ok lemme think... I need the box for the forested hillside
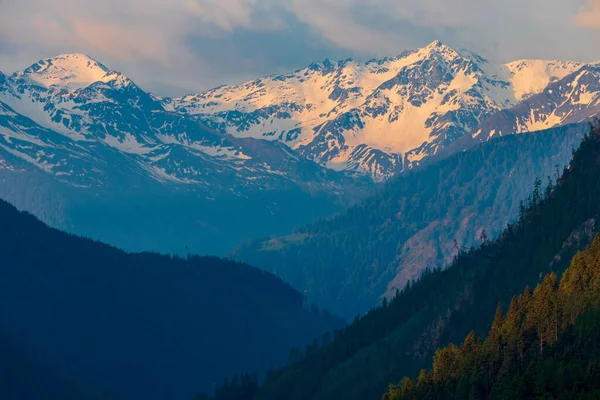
[233,123,587,318]
[0,334,101,400]
[212,123,600,400]
[386,235,600,399]
[0,199,342,400]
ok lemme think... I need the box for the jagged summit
[160,41,599,179]
[419,39,461,55]
[1,43,599,182]
[424,39,447,50]
[11,53,111,90]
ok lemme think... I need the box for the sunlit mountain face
[0,42,598,256]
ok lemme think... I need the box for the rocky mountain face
[0,54,368,255]
[446,62,600,154]
[0,54,358,193]
[169,41,594,179]
[0,44,598,256]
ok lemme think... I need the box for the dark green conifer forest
[386,235,600,400]
[206,124,600,400]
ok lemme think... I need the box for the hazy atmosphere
[3,0,600,399]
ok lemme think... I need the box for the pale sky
[1,0,599,96]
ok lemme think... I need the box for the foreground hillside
[233,123,587,318]
[0,199,342,400]
[214,123,600,399]
[386,235,600,399]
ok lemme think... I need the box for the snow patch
[506,59,583,101]
[12,53,109,90]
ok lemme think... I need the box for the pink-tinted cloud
[0,0,264,64]
[186,0,256,31]
[577,0,600,30]
[71,19,166,61]
[1,0,599,96]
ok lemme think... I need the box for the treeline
[386,235,600,399]
[203,124,600,400]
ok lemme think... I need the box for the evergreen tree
[385,234,600,400]
[216,123,600,400]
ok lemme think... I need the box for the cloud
[186,0,256,31]
[71,19,166,61]
[0,0,268,92]
[0,0,320,93]
[577,0,600,29]
[0,0,598,96]
[288,0,594,61]
[289,0,402,55]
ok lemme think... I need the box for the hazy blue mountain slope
[233,123,587,318]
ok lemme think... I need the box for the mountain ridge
[168,40,595,178]
[1,43,599,256]
[3,42,598,184]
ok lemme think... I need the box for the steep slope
[470,63,600,142]
[1,54,357,192]
[216,124,600,400]
[386,236,600,400]
[0,198,343,400]
[172,41,590,178]
[232,123,587,318]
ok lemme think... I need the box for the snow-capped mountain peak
[420,39,458,57]
[11,53,110,90]
[96,70,136,89]
[1,43,599,187]
[416,40,483,65]
[169,41,511,178]
[161,42,600,179]
[426,39,444,48]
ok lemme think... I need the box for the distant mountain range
[0,53,359,191]
[167,40,599,178]
[0,54,367,255]
[2,41,598,184]
[0,42,598,255]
